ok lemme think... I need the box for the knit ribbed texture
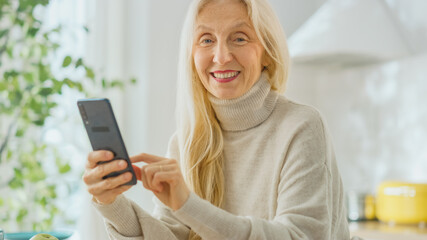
[208,72,279,131]
[92,195,143,237]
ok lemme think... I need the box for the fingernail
[119,161,126,167]
[105,151,113,158]
[123,173,130,180]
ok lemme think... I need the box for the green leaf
[6,44,13,58]
[12,76,19,88]
[33,119,45,126]
[8,177,24,189]
[38,196,48,207]
[38,63,49,82]
[75,82,83,92]
[16,208,28,223]
[59,163,71,174]
[63,78,75,88]
[47,102,58,109]
[0,29,8,38]
[39,87,53,96]
[37,0,49,6]
[130,77,137,84]
[51,43,60,51]
[4,70,19,78]
[75,58,83,68]
[0,81,6,90]
[9,90,23,106]
[85,67,95,80]
[32,223,38,231]
[7,149,12,160]
[110,80,124,88]
[14,168,24,179]
[29,98,42,114]
[27,27,39,37]
[0,197,4,206]
[27,167,46,182]
[40,44,48,56]
[23,72,34,82]
[15,128,25,137]
[47,185,57,199]
[62,56,72,67]
[15,17,25,26]
[52,79,63,93]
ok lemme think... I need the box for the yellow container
[376,181,427,224]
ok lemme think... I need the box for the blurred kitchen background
[1,0,426,239]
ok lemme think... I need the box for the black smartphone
[77,98,137,185]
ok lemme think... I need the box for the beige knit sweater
[93,74,350,240]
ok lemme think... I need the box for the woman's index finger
[132,165,142,181]
[130,152,165,164]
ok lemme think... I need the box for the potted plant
[0,0,134,232]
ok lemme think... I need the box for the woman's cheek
[193,51,210,82]
[241,47,263,74]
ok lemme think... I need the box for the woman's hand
[131,153,190,211]
[82,150,134,205]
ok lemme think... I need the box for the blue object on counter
[4,230,73,240]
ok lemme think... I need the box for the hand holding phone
[78,98,137,186]
[83,149,134,204]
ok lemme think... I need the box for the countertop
[350,221,427,240]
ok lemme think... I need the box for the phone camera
[78,104,88,120]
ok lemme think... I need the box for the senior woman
[83,0,350,239]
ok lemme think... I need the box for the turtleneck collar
[208,72,279,132]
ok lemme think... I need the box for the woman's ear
[261,51,271,69]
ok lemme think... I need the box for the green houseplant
[0,0,135,231]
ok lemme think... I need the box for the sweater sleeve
[91,132,190,240]
[92,194,190,240]
[172,110,349,240]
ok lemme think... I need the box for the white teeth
[213,71,238,79]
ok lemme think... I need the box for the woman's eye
[200,38,214,46]
[234,36,248,44]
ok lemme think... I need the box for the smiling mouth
[210,71,240,83]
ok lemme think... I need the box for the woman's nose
[213,41,233,65]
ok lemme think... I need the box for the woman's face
[193,0,268,100]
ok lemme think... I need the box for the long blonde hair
[176,0,289,239]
